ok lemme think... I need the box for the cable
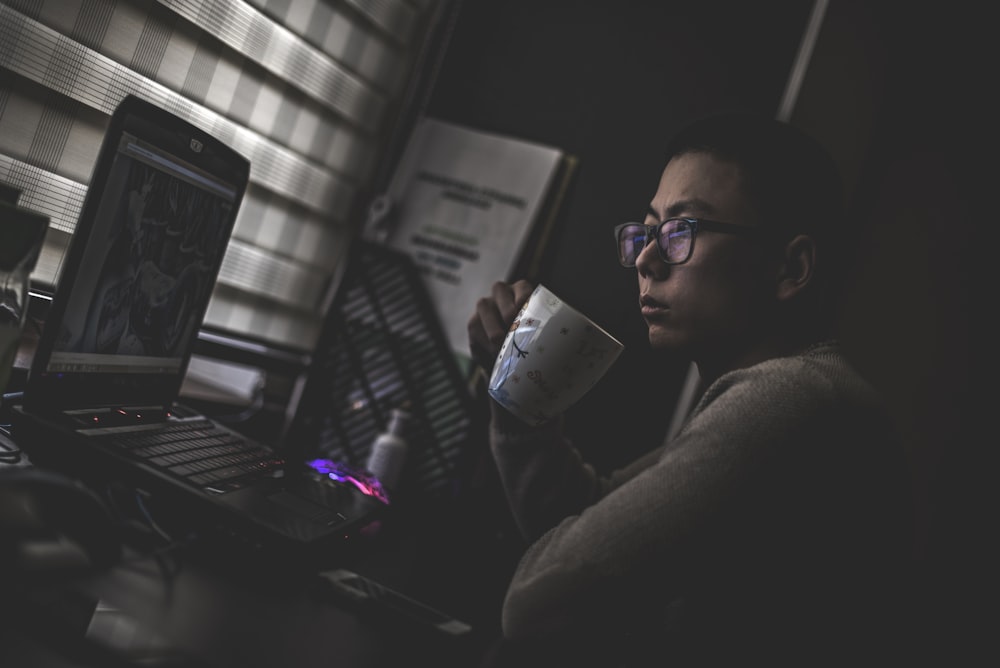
[134,491,174,545]
[0,422,22,464]
[0,443,21,463]
[107,484,198,588]
[115,532,195,593]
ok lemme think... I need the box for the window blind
[0,0,441,352]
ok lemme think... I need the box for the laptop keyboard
[94,419,284,487]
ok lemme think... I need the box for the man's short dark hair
[664,112,844,237]
[665,112,850,310]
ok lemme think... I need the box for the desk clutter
[0,185,48,398]
[284,241,477,504]
[0,97,500,668]
[2,97,483,566]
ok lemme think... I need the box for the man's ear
[775,234,816,301]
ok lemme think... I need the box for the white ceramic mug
[487,284,624,426]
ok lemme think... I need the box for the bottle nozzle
[387,407,410,436]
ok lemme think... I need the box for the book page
[378,117,565,358]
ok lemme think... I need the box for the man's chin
[647,323,678,349]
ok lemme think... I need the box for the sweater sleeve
[492,352,875,641]
[488,407,664,541]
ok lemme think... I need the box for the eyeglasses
[614,217,761,267]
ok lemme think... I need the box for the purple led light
[306,459,390,504]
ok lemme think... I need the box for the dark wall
[799,2,987,656]
[425,0,813,471]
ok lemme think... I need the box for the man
[468,113,914,666]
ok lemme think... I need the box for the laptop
[12,95,387,561]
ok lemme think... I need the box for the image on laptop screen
[44,134,238,377]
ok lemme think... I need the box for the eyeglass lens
[618,220,693,266]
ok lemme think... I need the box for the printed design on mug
[526,368,558,401]
[490,315,542,397]
[575,328,614,370]
[560,364,578,388]
[510,317,537,359]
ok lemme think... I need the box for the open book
[370,116,576,362]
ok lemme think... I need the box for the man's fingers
[509,280,535,317]
[467,280,537,371]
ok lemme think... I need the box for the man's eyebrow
[648,199,718,221]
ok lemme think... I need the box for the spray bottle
[364,406,411,492]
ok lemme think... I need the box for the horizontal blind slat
[204,284,323,350]
[241,0,410,95]
[217,238,330,310]
[0,4,359,216]
[159,0,387,129]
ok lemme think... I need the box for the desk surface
[0,458,519,668]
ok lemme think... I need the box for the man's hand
[467,280,535,374]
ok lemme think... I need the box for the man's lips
[640,294,668,317]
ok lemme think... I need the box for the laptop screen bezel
[23,95,250,415]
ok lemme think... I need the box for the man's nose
[635,236,666,278]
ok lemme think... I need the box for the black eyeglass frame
[614,217,762,267]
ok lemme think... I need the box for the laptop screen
[45,134,238,374]
[25,96,249,414]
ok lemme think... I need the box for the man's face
[637,151,775,360]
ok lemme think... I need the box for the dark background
[419,0,987,657]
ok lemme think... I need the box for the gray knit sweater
[489,341,912,664]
